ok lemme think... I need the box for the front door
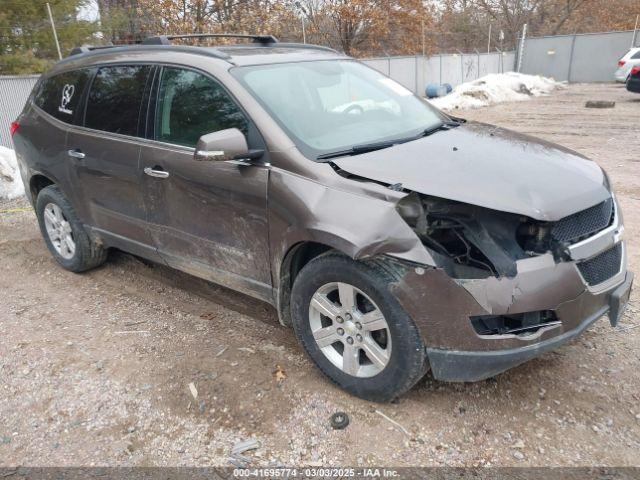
[140,66,272,301]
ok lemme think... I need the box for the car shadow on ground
[106,248,571,403]
[108,249,282,328]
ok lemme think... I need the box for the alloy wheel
[308,282,391,378]
[43,203,76,260]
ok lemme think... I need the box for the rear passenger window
[632,51,640,59]
[85,65,152,136]
[154,67,248,147]
[35,69,91,122]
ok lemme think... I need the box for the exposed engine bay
[395,192,573,279]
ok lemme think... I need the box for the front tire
[290,253,428,401]
[36,185,107,272]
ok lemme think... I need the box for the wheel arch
[27,170,90,227]
[272,223,434,327]
[29,173,56,202]
[276,240,337,327]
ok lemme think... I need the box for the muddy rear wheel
[36,185,108,272]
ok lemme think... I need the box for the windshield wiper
[316,120,462,161]
[423,120,461,136]
[316,140,402,160]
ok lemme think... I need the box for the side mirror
[194,128,263,162]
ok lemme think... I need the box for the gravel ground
[1,83,639,467]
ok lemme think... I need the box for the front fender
[268,168,436,288]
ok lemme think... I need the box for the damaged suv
[12,34,633,401]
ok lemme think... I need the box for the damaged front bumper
[388,218,633,381]
[427,270,633,381]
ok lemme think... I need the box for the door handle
[143,166,169,179]
[67,149,85,159]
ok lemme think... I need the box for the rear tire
[36,185,107,272]
[290,253,428,401]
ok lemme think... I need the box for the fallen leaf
[188,382,198,399]
[273,364,286,382]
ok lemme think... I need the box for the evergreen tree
[0,0,96,74]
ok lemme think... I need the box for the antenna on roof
[141,33,278,46]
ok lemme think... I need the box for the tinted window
[632,51,640,59]
[85,65,152,136]
[155,67,248,147]
[35,69,91,122]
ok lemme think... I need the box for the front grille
[552,197,614,244]
[577,243,622,286]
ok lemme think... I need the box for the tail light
[631,66,640,76]
[618,60,626,67]
[9,121,19,137]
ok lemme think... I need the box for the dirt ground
[1,83,639,468]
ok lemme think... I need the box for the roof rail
[67,43,233,61]
[142,33,278,46]
[273,42,339,53]
[69,44,117,56]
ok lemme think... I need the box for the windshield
[232,60,447,160]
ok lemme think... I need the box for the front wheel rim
[308,282,391,378]
[43,203,76,260]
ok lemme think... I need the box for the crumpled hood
[332,122,610,221]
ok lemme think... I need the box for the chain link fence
[0,75,39,149]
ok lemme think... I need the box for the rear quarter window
[34,69,91,123]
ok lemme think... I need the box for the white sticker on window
[58,84,75,115]
[378,78,412,96]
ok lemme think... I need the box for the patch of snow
[429,72,565,111]
[0,146,25,199]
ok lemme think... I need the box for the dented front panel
[388,245,627,353]
[266,150,438,287]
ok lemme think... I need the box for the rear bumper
[613,64,631,83]
[614,68,629,82]
[427,271,632,381]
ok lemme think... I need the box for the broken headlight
[397,193,554,279]
[516,221,554,253]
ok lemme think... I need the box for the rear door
[66,64,160,259]
[25,69,92,212]
[139,66,272,300]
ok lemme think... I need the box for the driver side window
[154,67,248,148]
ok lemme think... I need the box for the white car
[615,47,640,82]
